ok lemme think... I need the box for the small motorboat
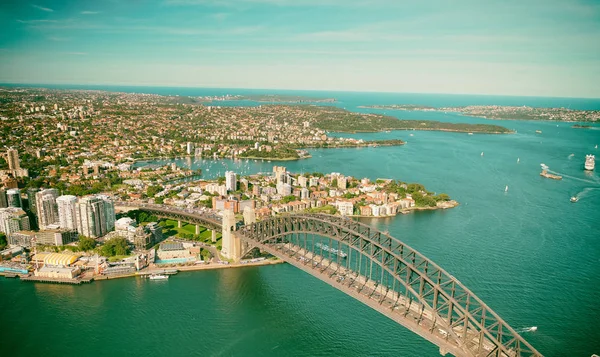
[570,197,578,203]
[149,274,169,280]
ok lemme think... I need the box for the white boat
[481,152,484,156]
[585,154,595,171]
[505,185,508,192]
[149,274,169,280]
[517,158,520,163]
[570,197,578,203]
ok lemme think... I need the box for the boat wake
[518,326,538,333]
[547,169,600,185]
[572,187,600,201]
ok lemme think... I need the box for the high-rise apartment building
[0,189,7,208]
[0,207,30,235]
[6,148,20,170]
[6,188,21,208]
[26,188,39,213]
[56,195,78,230]
[35,189,59,229]
[225,171,237,192]
[75,195,115,238]
[186,142,194,155]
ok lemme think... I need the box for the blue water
[1,86,600,357]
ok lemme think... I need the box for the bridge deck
[251,240,508,357]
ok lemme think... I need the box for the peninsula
[360,103,600,122]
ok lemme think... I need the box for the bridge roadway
[114,201,223,231]
[114,203,542,357]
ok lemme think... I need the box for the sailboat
[481,152,484,156]
[505,185,508,193]
[517,158,520,163]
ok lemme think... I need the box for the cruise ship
[585,154,595,171]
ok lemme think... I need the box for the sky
[0,0,599,97]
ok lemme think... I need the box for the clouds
[31,4,54,12]
[1,0,599,97]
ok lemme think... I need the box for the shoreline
[1,259,285,285]
[351,200,459,218]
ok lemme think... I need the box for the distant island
[360,104,600,123]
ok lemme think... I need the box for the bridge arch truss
[238,214,542,357]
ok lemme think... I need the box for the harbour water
[1,87,599,356]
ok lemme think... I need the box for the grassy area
[108,255,132,262]
[159,218,222,248]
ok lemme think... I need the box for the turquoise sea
[1,86,599,357]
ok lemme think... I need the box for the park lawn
[160,219,214,240]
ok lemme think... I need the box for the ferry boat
[149,274,169,280]
[585,154,595,171]
[570,196,578,203]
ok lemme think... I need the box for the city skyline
[1,0,599,98]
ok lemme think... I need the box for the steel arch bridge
[238,214,543,357]
[114,202,223,231]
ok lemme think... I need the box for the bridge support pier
[195,224,200,235]
[221,210,241,261]
[177,220,182,228]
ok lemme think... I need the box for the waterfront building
[75,195,115,238]
[186,142,194,155]
[56,195,78,230]
[0,207,30,235]
[133,226,153,250]
[6,148,20,170]
[0,189,7,208]
[6,188,21,208]
[36,229,78,246]
[225,171,237,191]
[36,189,60,229]
[8,231,36,248]
[335,201,354,216]
[146,222,163,244]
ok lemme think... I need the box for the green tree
[146,185,162,197]
[100,237,130,257]
[0,232,7,250]
[78,236,97,251]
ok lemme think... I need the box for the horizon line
[1,82,599,101]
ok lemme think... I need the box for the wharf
[20,275,93,285]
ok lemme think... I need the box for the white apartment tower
[35,188,59,229]
[56,195,78,230]
[225,171,237,192]
[76,195,115,238]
